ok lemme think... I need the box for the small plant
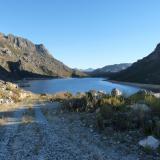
[143,145,154,154]
[157,146,160,154]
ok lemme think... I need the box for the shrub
[62,96,88,112]
[129,91,160,116]
[145,96,160,116]
[98,96,126,108]
[96,104,133,130]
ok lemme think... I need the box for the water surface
[19,78,139,96]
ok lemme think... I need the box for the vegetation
[62,90,160,138]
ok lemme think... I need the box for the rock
[0,98,14,104]
[19,92,28,99]
[111,88,122,96]
[0,80,33,105]
[88,90,98,98]
[0,47,12,56]
[153,93,160,98]
[137,89,154,96]
[139,136,160,150]
[129,103,151,112]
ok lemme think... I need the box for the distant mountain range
[75,68,95,72]
[109,43,160,84]
[93,63,132,73]
[2,32,159,85]
[89,63,131,77]
[0,33,85,80]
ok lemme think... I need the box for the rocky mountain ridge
[0,33,85,80]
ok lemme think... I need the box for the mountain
[74,68,95,72]
[82,68,95,72]
[109,43,160,84]
[94,63,132,73]
[90,63,131,77]
[0,33,85,80]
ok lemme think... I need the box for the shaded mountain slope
[109,44,160,84]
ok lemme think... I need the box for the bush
[129,91,160,116]
[62,96,88,112]
[62,91,105,112]
[96,104,133,130]
[98,96,126,108]
[145,96,160,116]
[143,117,160,137]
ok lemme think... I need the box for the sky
[0,0,160,69]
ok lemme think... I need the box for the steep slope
[90,63,131,77]
[109,44,160,84]
[0,33,85,80]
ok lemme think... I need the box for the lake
[19,78,140,96]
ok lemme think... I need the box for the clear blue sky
[0,0,160,69]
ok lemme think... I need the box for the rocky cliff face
[109,43,160,84]
[0,33,85,80]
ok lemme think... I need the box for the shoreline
[109,80,160,93]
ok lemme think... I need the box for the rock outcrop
[0,80,33,105]
[0,33,85,80]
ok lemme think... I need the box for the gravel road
[0,102,155,160]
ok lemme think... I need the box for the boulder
[0,98,14,104]
[139,136,160,150]
[111,88,122,96]
[153,93,160,98]
[138,89,153,96]
[129,103,151,112]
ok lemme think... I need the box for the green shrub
[145,96,160,116]
[143,145,154,154]
[129,91,151,103]
[62,96,88,112]
[129,92,160,116]
[96,104,133,130]
[98,96,126,108]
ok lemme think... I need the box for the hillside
[109,43,160,84]
[0,33,85,80]
[90,63,131,77]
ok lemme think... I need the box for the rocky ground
[0,80,36,105]
[0,101,159,160]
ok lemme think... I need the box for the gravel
[0,102,158,160]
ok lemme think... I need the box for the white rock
[153,93,160,98]
[111,88,122,96]
[139,136,160,149]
